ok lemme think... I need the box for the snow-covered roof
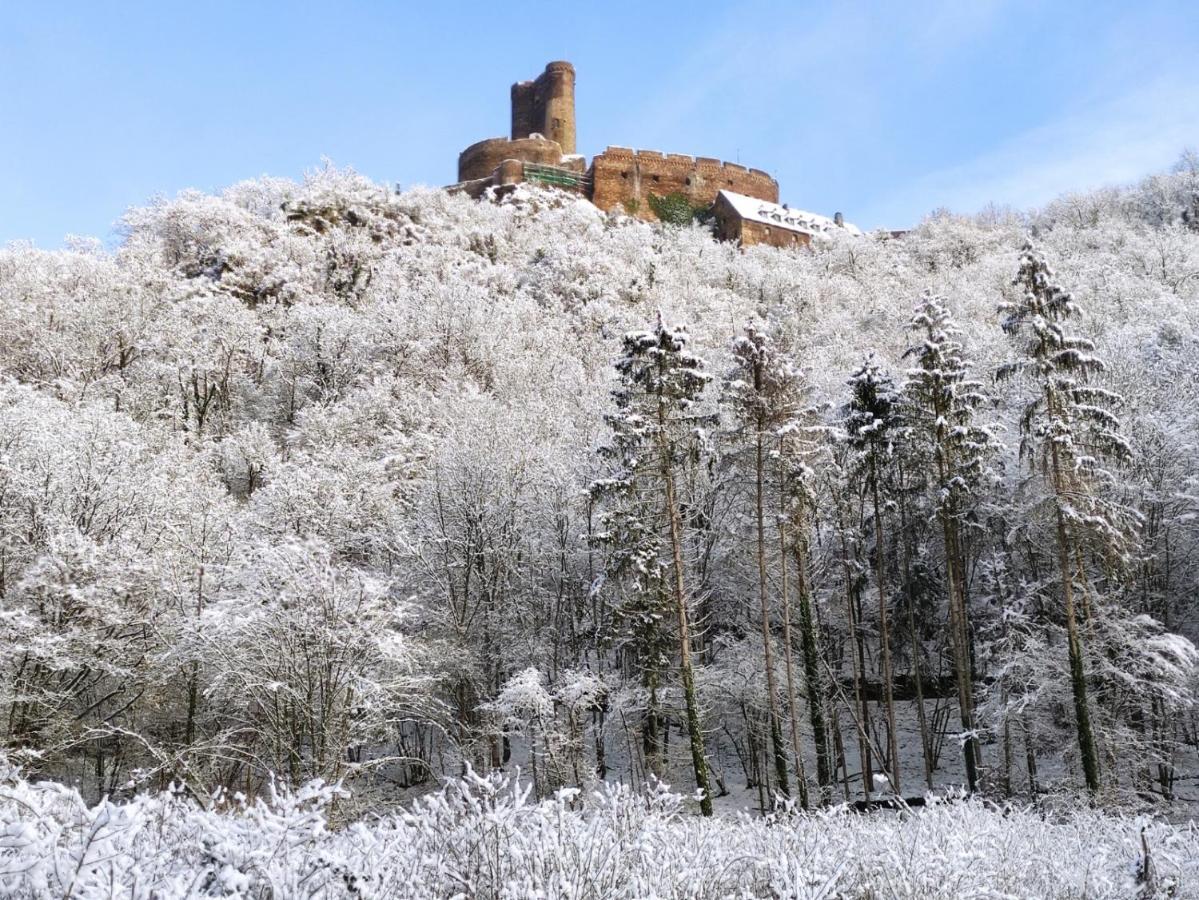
[718,190,863,238]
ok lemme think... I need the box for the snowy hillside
[1,156,1198,894]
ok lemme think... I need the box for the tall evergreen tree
[902,292,999,793]
[778,413,836,801]
[592,315,716,815]
[844,355,903,795]
[726,324,793,804]
[998,244,1139,793]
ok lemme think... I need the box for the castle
[452,61,856,246]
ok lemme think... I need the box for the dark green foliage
[648,192,707,226]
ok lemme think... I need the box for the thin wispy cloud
[2,2,1196,244]
[862,74,1199,225]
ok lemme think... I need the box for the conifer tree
[998,244,1139,794]
[778,415,835,800]
[593,315,716,814]
[902,292,999,792]
[844,355,902,795]
[726,325,793,803]
[826,451,875,800]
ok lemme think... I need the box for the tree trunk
[660,414,714,816]
[755,426,790,802]
[1049,414,1100,794]
[943,516,980,792]
[792,527,831,800]
[1057,504,1101,793]
[778,519,812,808]
[908,604,934,791]
[643,673,662,778]
[897,471,934,791]
[870,459,900,795]
[838,521,872,801]
[929,390,980,794]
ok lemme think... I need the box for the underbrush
[0,763,1195,898]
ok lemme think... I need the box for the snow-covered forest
[2,153,1199,896]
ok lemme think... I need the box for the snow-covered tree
[592,316,716,815]
[843,354,903,795]
[902,292,1000,792]
[997,244,1140,793]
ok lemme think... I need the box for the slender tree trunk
[1048,402,1100,795]
[1057,504,1101,793]
[833,708,851,801]
[930,392,981,794]
[942,516,980,792]
[870,459,900,795]
[755,426,790,801]
[792,530,831,800]
[1002,710,1013,798]
[643,673,662,779]
[897,473,933,791]
[659,411,714,816]
[908,602,934,790]
[778,519,812,808]
[1023,713,1038,797]
[838,521,872,800]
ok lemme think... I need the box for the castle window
[685,177,691,186]
[652,174,660,181]
[621,171,629,179]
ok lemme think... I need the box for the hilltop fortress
[452,61,860,247]
[453,62,781,221]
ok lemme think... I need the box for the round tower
[540,61,576,156]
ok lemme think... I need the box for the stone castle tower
[510,61,576,155]
[453,61,780,224]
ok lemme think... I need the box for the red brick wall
[589,147,778,221]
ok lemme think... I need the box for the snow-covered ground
[1,763,1195,899]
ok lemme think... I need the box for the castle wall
[510,61,576,155]
[589,147,778,221]
[458,135,565,182]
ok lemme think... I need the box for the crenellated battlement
[588,146,778,220]
[592,147,771,176]
[452,61,780,223]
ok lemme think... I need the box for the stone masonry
[590,148,777,220]
[452,61,781,226]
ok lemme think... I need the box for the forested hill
[1,157,1198,817]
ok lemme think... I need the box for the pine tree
[844,355,903,795]
[592,315,716,815]
[998,244,1140,794]
[826,450,875,800]
[902,292,999,792]
[725,325,793,803]
[778,413,836,801]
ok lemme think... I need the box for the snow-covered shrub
[0,761,1195,898]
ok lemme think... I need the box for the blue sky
[2,0,1197,246]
